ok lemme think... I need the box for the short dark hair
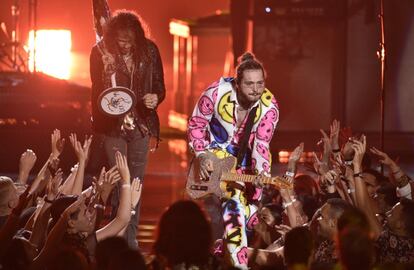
[50,195,78,230]
[326,198,351,220]
[284,226,314,265]
[337,206,369,233]
[235,52,265,85]
[376,182,399,208]
[363,168,388,186]
[262,203,284,225]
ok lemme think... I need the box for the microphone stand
[11,0,20,70]
[28,0,38,72]
[377,0,386,174]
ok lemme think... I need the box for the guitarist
[188,52,279,269]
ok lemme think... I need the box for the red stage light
[27,30,72,80]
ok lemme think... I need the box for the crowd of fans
[0,120,413,269]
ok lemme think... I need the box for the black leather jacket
[90,39,165,138]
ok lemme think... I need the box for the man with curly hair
[90,10,165,249]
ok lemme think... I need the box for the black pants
[102,130,150,249]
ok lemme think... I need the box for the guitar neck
[220,171,292,189]
[221,172,274,185]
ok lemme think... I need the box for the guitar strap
[236,105,258,169]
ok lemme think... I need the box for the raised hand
[312,152,328,176]
[289,142,304,163]
[319,129,332,158]
[321,169,339,188]
[46,169,63,201]
[330,119,340,150]
[344,166,356,190]
[370,147,394,167]
[51,129,65,159]
[69,134,92,164]
[274,224,291,236]
[19,149,37,173]
[351,135,366,169]
[82,135,93,161]
[143,93,158,110]
[131,177,142,209]
[342,140,355,161]
[62,195,86,217]
[93,166,121,204]
[115,151,130,184]
[18,149,37,184]
[279,187,295,202]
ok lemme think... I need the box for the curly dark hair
[235,52,266,85]
[103,10,150,64]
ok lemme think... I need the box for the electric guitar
[186,152,293,200]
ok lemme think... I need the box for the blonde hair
[0,176,15,207]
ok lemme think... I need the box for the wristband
[347,188,355,194]
[282,198,297,209]
[94,204,105,210]
[122,184,131,189]
[285,171,295,178]
[344,160,353,166]
[332,148,341,153]
[353,172,363,178]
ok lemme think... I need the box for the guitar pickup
[190,185,208,191]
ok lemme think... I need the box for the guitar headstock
[270,176,294,190]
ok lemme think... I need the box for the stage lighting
[27,30,72,80]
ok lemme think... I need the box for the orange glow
[28,30,72,80]
[168,110,188,132]
[278,151,314,163]
[169,20,190,38]
[167,139,188,168]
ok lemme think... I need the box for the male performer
[90,10,165,249]
[188,52,279,269]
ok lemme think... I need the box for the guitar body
[186,152,293,200]
[186,154,237,200]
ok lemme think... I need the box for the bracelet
[332,148,341,153]
[353,172,363,178]
[347,188,355,194]
[344,160,353,166]
[122,184,131,189]
[282,198,297,209]
[285,171,295,178]
[131,209,136,215]
[94,204,105,210]
[44,197,55,204]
